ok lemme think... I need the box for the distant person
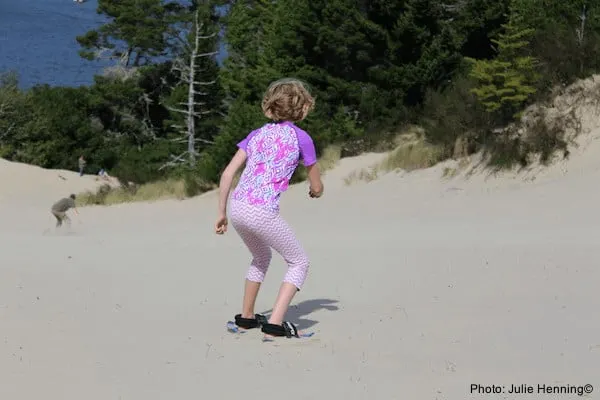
[78,156,86,176]
[98,168,108,180]
[51,194,79,228]
[215,78,324,340]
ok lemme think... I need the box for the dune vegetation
[2,1,600,205]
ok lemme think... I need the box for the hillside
[1,78,599,399]
[0,158,116,208]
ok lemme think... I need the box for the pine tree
[467,2,539,119]
[76,0,187,66]
[200,0,366,182]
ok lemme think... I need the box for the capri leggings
[229,200,309,290]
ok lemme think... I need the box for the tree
[161,5,222,168]
[218,0,366,148]
[366,0,465,112]
[76,0,186,66]
[447,0,510,60]
[511,0,600,83]
[0,72,28,159]
[8,85,100,169]
[467,4,539,119]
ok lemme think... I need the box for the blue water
[0,0,226,89]
[0,0,111,88]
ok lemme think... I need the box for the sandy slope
[0,159,112,208]
[1,78,600,399]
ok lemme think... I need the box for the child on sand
[215,78,324,339]
[51,194,79,227]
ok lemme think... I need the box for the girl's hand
[309,186,323,198]
[215,214,228,235]
[306,164,323,199]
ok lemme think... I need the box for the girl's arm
[306,163,324,197]
[294,128,322,197]
[218,149,247,215]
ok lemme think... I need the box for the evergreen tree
[0,72,30,160]
[512,0,600,83]
[449,0,511,60]
[361,0,467,128]
[467,3,539,119]
[76,0,187,66]
[207,0,365,182]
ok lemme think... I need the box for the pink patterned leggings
[229,200,309,290]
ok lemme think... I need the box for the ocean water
[0,0,226,89]
[0,0,110,88]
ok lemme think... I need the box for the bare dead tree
[161,10,217,170]
[576,4,587,74]
[576,4,587,46]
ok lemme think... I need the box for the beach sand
[1,77,600,399]
[1,150,598,400]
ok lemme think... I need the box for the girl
[215,78,324,339]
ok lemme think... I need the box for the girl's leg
[241,279,261,319]
[255,214,310,325]
[230,203,273,319]
[236,231,271,318]
[269,282,301,325]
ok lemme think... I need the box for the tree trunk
[187,11,200,167]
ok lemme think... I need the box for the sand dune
[1,79,600,399]
[0,159,112,208]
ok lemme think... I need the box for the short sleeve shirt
[231,121,317,211]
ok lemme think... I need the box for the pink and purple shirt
[231,121,317,212]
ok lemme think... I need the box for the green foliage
[197,100,264,183]
[108,139,176,184]
[450,0,511,58]
[214,0,367,179]
[76,0,187,65]
[513,0,600,85]
[466,7,539,119]
[0,72,29,158]
[368,0,463,108]
[8,85,96,168]
[421,72,490,156]
[5,0,600,196]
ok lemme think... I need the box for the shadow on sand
[260,298,339,330]
[42,227,80,236]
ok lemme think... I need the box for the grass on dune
[76,178,215,206]
[344,134,444,185]
[77,145,343,207]
[292,144,342,182]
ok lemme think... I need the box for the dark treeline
[2,0,600,189]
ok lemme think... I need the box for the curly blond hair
[261,78,315,122]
